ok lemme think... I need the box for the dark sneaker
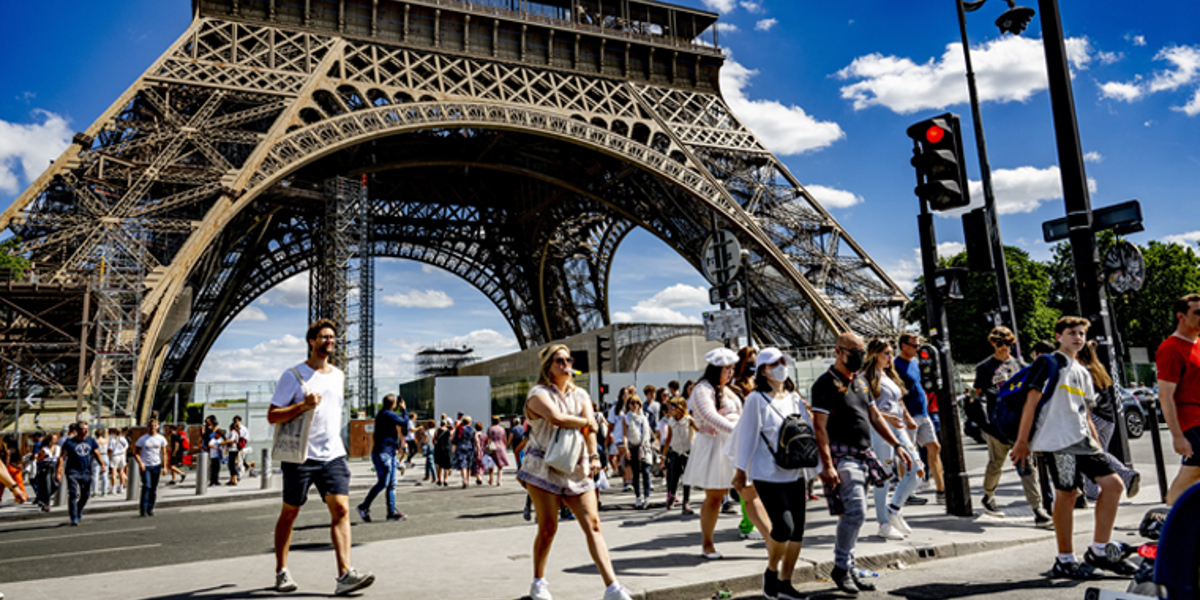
[1125,471,1141,499]
[777,581,808,600]
[1033,508,1053,529]
[829,567,859,595]
[386,512,405,522]
[1085,546,1137,576]
[763,568,779,600]
[1051,559,1098,580]
[356,504,371,523]
[851,568,877,592]
[1075,495,1088,510]
[936,491,946,505]
[981,494,1004,517]
[904,495,929,506]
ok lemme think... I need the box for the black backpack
[757,392,819,470]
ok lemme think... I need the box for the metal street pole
[956,0,1021,357]
[914,143,972,518]
[1037,0,1126,461]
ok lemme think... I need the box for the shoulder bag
[271,367,315,465]
[541,386,584,473]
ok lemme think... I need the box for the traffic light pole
[915,144,973,518]
[956,0,1021,357]
[1037,0,1128,463]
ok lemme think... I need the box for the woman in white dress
[864,338,924,540]
[681,348,742,559]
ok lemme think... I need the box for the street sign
[702,229,741,285]
[1041,200,1143,243]
[703,308,747,341]
[708,281,743,305]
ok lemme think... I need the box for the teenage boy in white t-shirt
[1010,316,1135,580]
[268,319,375,595]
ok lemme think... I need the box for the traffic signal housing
[918,344,942,393]
[907,113,971,211]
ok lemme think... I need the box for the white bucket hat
[704,348,739,367]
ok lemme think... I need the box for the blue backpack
[990,354,1060,445]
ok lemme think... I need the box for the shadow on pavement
[881,577,1097,599]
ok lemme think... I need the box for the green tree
[0,237,31,282]
[903,246,1059,364]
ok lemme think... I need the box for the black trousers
[665,450,690,505]
[755,478,808,543]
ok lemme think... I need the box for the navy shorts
[281,456,351,507]
[1184,426,1200,468]
[1041,451,1115,492]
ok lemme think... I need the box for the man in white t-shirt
[1011,316,1134,580]
[268,319,374,595]
[134,419,168,517]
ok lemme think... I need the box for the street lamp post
[956,0,1033,356]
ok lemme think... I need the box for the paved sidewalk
[0,457,1164,600]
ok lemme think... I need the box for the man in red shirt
[1156,293,1200,505]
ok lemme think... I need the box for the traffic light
[907,113,971,211]
[918,344,942,393]
[596,335,612,372]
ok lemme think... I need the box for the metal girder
[2,4,906,419]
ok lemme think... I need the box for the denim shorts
[281,456,351,507]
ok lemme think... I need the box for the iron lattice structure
[0,0,906,420]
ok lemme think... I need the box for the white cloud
[938,241,965,260]
[740,1,764,13]
[715,23,739,34]
[0,109,72,194]
[700,0,736,13]
[755,18,777,32]
[805,184,863,209]
[721,59,845,155]
[836,35,1097,114]
[1100,80,1143,102]
[196,334,310,382]
[937,165,1097,218]
[1084,151,1103,163]
[1098,45,1200,113]
[381,289,454,308]
[1096,51,1123,65]
[881,249,923,295]
[612,283,708,324]
[259,273,308,309]
[420,263,449,275]
[1163,231,1200,248]
[1126,34,1147,47]
[232,305,268,322]
[386,329,519,362]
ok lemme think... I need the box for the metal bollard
[196,452,208,496]
[261,448,272,490]
[126,462,140,502]
[55,472,67,507]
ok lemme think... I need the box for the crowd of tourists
[4,294,1200,598]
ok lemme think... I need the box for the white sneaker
[530,579,553,600]
[334,568,375,596]
[634,497,644,509]
[602,584,633,600]
[275,569,298,593]
[877,523,906,540]
[740,529,765,540]
[889,511,913,535]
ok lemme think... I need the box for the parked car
[1128,386,1163,422]
[1118,387,1147,439]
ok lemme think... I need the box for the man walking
[135,419,168,517]
[813,332,914,594]
[357,394,407,522]
[1011,316,1134,579]
[1157,293,1200,505]
[58,421,102,526]
[269,319,374,595]
[972,327,1050,527]
[894,333,945,503]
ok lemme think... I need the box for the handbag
[272,367,315,464]
[542,386,584,473]
[485,438,498,455]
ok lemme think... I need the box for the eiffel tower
[0,0,906,420]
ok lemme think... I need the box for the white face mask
[767,364,788,382]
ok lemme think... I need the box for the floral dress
[451,424,477,471]
[516,383,595,496]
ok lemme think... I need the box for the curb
[637,534,1055,600]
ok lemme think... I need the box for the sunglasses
[554,357,574,366]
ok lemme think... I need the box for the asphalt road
[0,423,1172,589]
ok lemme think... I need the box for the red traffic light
[919,349,931,360]
[925,125,945,144]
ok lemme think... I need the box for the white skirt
[681,431,734,490]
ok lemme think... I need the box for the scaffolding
[308,176,374,410]
[416,346,479,377]
[91,231,144,419]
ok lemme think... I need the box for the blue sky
[2,1,1198,382]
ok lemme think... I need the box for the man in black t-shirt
[972,327,1047,525]
[58,421,103,526]
[813,332,913,594]
[358,394,407,523]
